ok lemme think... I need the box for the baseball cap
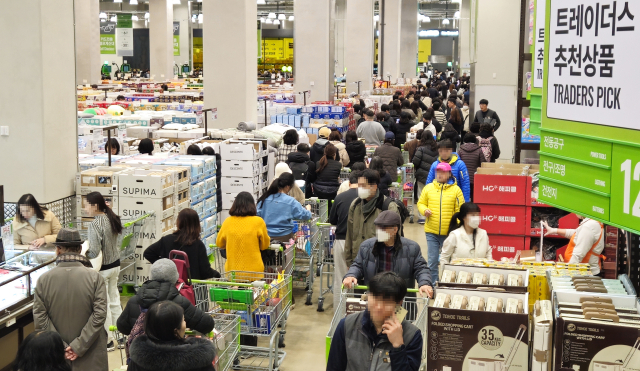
[385,131,395,140]
[436,162,452,172]
[319,127,331,138]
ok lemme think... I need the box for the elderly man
[33,228,108,371]
[343,210,433,298]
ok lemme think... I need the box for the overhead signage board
[539,0,640,235]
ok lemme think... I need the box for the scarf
[362,189,381,216]
[56,253,93,268]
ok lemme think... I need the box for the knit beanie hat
[150,259,179,283]
[275,162,292,178]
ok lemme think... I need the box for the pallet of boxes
[218,139,271,223]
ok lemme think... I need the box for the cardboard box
[488,235,527,261]
[220,177,260,194]
[427,288,529,371]
[119,197,175,220]
[481,162,539,171]
[220,160,261,178]
[474,204,527,235]
[219,141,261,161]
[473,174,527,205]
[115,169,175,198]
[477,167,530,176]
[221,191,257,210]
[76,195,118,217]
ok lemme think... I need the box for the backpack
[382,197,410,227]
[169,250,196,305]
[477,136,493,162]
[125,306,148,364]
[288,161,309,180]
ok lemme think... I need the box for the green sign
[173,22,180,56]
[540,0,640,235]
[257,20,262,59]
[100,22,116,55]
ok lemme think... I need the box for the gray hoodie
[355,120,386,147]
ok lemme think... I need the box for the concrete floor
[108,221,429,371]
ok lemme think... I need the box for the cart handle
[109,325,213,338]
[191,279,270,290]
[317,223,332,227]
[348,284,419,293]
[123,211,156,227]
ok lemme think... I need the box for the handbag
[81,241,102,272]
[169,250,196,305]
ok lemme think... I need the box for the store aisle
[107,222,429,371]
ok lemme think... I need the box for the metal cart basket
[316,223,335,312]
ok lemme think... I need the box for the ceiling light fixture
[257,0,266,4]
[99,12,107,19]
[268,12,276,19]
[114,0,122,3]
[260,17,266,22]
[132,14,139,21]
[145,12,149,19]
[424,16,430,22]
[110,15,117,22]
[265,19,272,23]
[130,0,138,4]
[288,15,294,21]
[100,19,106,23]
[374,14,379,22]
[198,14,203,23]
[273,19,280,25]
[454,11,460,18]
[442,18,450,25]
[173,0,180,4]
[278,13,285,20]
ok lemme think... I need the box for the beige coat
[33,259,108,371]
[12,209,62,245]
[330,140,350,167]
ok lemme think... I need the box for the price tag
[141,99,149,104]
[133,101,141,107]
[211,108,218,120]
[142,85,147,89]
[154,92,160,97]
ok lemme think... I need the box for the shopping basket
[192,270,293,371]
[325,285,428,369]
[316,223,335,312]
[108,312,240,371]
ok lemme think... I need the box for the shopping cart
[316,223,335,312]
[291,217,320,305]
[388,182,404,200]
[192,270,293,371]
[108,312,240,371]
[74,212,156,287]
[304,198,329,223]
[339,168,351,183]
[402,163,415,223]
[326,285,429,370]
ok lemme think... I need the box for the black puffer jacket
[310,138,329,163]
[392,120,414,149]
[413,145,439,184]
[307,159,342,194]
[116,280,214,336]
[345,140,366,167]
[129,336,215,371]
[286,151,312,181]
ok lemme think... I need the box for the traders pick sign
[546,0,639,131]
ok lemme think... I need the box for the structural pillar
[458,0,471,75]
[295,0,335,102]
[173,0,191,68]
[203,0,257,126]
[345,0,375,93]
[335,0,346,78]
[0,0,78,202]
[74,0,101,84]
[149,0,174,79]
[382,0,418,82]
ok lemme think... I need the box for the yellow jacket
[417,178,465,235]
[216,216,270,273]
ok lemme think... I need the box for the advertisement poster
[100,22,116,54]
[173,22,180,56]
[116,14,134,57]
[546,0,639,130]
[533,0,546,88]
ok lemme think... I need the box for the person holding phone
[12,194,62,250]
[328,272,423,371]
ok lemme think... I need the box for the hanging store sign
[100,22,116,55]
[533,0,546,88]
[546,0,639,131]
[173,22,180,56]
[116,14,134,57]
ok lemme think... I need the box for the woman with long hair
[328,130,350,167]
[144,208,220,280]
[84,192,124,351]
[344,130,366,167]
[257,173,312,243]
[413,131,439,223]
[128,301,216,371]
[369,156,392,196]
[410,100,422,122]
[14,331,71,371]
[217,192,270,273]
[12,193,61,249]
[440,203,491,266]
[306,143,342,214]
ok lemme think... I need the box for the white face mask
[376,229,391,243]
[467,216,481,229]
[358,187,372,199]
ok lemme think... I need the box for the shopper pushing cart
[327,272,425,371]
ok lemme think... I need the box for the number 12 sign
[610,144,640,234]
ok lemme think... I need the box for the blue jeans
[425,233,447,284]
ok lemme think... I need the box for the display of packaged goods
[427,288,529,371]
[532,300,553,371]
[115,169,175,198]
[437,264,529,292]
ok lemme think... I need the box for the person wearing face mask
[417,162,465,284]
[342,211,433,298]
[439,203,491,270]
[12,193,62,250]
[542,216,605,276]
[344,170,401,268]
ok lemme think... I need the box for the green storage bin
[211,287,254,305]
